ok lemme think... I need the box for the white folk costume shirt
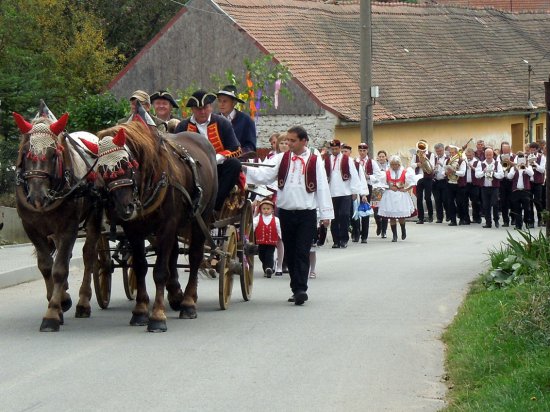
[434,155,448,180]
[453,159,467,179]
[464,157,479,183]
[410,150,436,178]
[475,160,504,186]
[246,150,334,220]
[507,166,534,190]
[355,155,380,192]
[327,153,362,197]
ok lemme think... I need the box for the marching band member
[444,145,463,226]
[528,142,546,227]
[324,140,361,248]
[506,152,534,230]
[374,150,389,238]
[460,148,482,224]
[475,148,504,228]
[498,142,514,227]
[378,156,416,242]
[410,139,435,224]
[352,143,377,243]
[474,139,486,161]
[432,143,448,223]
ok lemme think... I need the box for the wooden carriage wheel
[239,200,255,301]
[218,225,237,310]
[93,233,112,309]
[122,256,137,301]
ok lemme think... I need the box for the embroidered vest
[386,169,406,188]
[324,154,350,182]
[354,158,373,176]
[278,150,318,193]
[254,216,279,246]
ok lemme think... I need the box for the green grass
[443,231,550,411]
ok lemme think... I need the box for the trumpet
[528,153,537,166]
[500,154,513,171]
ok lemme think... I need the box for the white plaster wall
[254,111,338,149]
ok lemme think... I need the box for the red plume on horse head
[49,113,69,136]
[13,112,33,134]
[113,128,126,147]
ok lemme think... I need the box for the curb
[0,257,84,289]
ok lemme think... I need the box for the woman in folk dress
[378,155,416,242]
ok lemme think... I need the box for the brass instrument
[415,140,434,174]
[485,162,495,180]
[518,163,527,170]
[500,154,514,171]
[528,153,537,166]
[445,153,461,183]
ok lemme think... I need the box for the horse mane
[97,121,186,187]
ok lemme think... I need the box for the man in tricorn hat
[119,89,168,132]
[216,85,257,153]
[175,89,242,212]
[150,90,180,132]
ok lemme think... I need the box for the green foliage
[0,138,18,205]
[67,93,129,133]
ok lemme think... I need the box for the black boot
[375,215,381,236]
[400,222,406,240]
[381,219,388,238]
[391,224,398,242]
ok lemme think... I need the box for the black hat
[150,90,179,109]
[186,90,217,108]
[216,85,245,104]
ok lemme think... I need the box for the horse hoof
[75,305,91,318]
[61,297,73,313]
[40,318,60,332]
[147,319,167,333]
[179,306,197,319]
[130,313,149,326]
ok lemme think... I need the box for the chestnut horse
[13,111,102,331]
[95,121,217,332]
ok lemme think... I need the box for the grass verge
[442,231,550,411]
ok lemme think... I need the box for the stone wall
[255,111,338,150]
[0,207,29,244]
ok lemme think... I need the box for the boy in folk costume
[253,199,282,278]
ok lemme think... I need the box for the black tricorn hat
[186,90,217,108]
[216,85,245,104]
[150,90,179,109]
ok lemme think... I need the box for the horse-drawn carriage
[13,102,260,332]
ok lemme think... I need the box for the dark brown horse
[95,121,217,332]
[13,111,102,331]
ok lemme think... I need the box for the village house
[107,0,550,157]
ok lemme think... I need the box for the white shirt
[454,159,467,179]
[530,153,546,180]
[355,155,381,188]
[507,165,534,189]
[223,109,237,122]
[410,150,436,178]
[189,114,211,138]
[245,151,334,220]
[475,159,504,187]
[327,153,362,197]
[434,155,448,180]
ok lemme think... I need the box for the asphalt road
[0,222,513,412]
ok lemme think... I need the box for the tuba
[445,153,461,183]
[416,140,434,174]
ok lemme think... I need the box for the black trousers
[215,158,242,210]
[432,179,447,221]
[416,177,434,220]
[463,183,481,222]
[481,187,500,225]
[530,183,544,223]
[446,183,458,223]
[279,208,317,294]
[257,244,276,272]
[331,195,352,244]
[351,216,370,240]
[499,179,513,224]
[511,190,532,228]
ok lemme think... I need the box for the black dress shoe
[483,224,492,228]
[352,237,359,243]
[436,220,443,224]
[361,239,368,244]
[527,223,535,229]
[495,221,500,228]
[287,295,295,302]
[416,220,424,224]
[340,241,348,249]
[473,219,482,224]
[332,243,340,249]
[448,221,457,226]
[294,291,308,305]
[428,216,434,222]
[458,220,465,226]
[502,223,509,227]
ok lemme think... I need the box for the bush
[66,92,129,134]
[0,138,19,206]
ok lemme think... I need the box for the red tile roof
[426,0,550,12]
[215,0,550,121]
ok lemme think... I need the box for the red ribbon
[291,155,306,174]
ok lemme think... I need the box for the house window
[511,123,524,153]
[535,123,544,142]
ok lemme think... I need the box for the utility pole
[544,76,549,237]
[360,0,373,153]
